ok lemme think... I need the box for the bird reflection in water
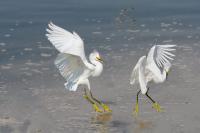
[133,118,154,133]
[90,112,112,133]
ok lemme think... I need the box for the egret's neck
[161,71,167,81]
[148,63,167,83]
[90,60,103,77]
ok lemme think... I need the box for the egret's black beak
[166,71,169,80]
[96,57,104,63]
[99,58,103,63]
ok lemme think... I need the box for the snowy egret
[130,44,176,115]
[46,22,111,113]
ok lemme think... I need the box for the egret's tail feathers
[130,75,137,85]
[64,82,78,91]
[130,62,139,85]
[130,56,146,86]
[138,56,148,94]
[130,80,135,85]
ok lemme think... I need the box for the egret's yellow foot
[133,103,139,116]
[152,102,163,112]
[83,95,103,112]
[93,104,103,113]
[101,104,112,112]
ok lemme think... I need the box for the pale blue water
[0,0,200,132]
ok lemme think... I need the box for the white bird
[46,22,111,113]
[130,44,176,115]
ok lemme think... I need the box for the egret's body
[130,44,176,115]
[46,22,111,113]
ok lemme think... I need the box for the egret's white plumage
[54,53,86,91]
[46,22,103,91]
[130,44,176,114]
[130,44,176,94]
[46,22,111,113]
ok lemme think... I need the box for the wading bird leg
[145,90,163,112]
[89,91,112,112]
[133,90,141,116]
[83,88,103,113]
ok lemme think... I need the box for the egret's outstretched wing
[55,53,86,91]
[146,44,176,71]
[130,56,148,94]
[46,22,87,63]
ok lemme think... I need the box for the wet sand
[1,0,200,132]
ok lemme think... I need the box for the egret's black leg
[89,91,112,112]
[89,91,101,105]
[83,88,103,113]
[136,90,141,104]
[83,88,94,104]
[145,88,162,112]
[146,92,155,103]
[133,90,141,116]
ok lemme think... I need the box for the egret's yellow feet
[133,103,139,116]
[101,104,112,112]
[152,102,163,112]
[83,95,103,113]
[93,104,103,113]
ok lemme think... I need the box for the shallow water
[1,0,200,132]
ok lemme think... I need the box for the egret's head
[89,50,103,63]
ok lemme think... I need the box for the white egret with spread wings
[130,44,176,115]
[46,22,111,113]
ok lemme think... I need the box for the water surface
[0,0,200,132]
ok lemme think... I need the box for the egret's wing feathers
[46,22,87,63]
[147,44,176,70]
[55,53,86,91]
[130,56,148,94]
